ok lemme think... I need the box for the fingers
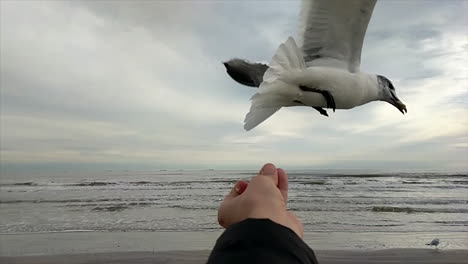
[225,180,248,200]
[218,180,248,228]
[258,163,278,185]
[235,180,248,195]
[277,168,288,202]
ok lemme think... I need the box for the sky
[1,0,467,172]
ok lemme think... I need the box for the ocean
[1,169,467,253]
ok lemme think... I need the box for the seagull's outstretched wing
[298,0,376,73]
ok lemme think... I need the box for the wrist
[244,211,302,238]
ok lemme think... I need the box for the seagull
[426,238,440,248]
[223,0,407,131]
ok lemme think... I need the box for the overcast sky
[1,0,467,171]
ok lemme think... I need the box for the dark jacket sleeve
[207,218,319,264]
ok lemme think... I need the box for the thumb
[258,163,278,185]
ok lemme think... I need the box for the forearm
[207,218,319,264]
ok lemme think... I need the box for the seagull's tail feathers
[223,59,268,87]
[244,93,283,131]
[244,107,281,131]
[243,37,305,131]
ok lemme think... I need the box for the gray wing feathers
[298,0,377,72]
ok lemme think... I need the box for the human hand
[217,163,303,237]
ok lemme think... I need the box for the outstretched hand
[217,163,303,237]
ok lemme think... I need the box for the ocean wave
[129,181,164,186]
[292,180,328,185]
[405,199,468,205]
[288,198,468,206]
[0,182,38,186]
[92,205,129,212]
[290,173,396,178]
[167,204,218,210]
[372,206,416,213]
[2,174,467,190]
[402,181,433,184]
[0,226,221,234]
[371,206,468,213]
[71,181,116,186]
[286,205,468,214]
[90,202,154,212]
[451,180,468,185]
[0,197,162,204]
[434,220,468,226]
[336,222,405,227]
[0,179,235,188]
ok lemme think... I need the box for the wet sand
[2,249,468,264]
[2,231,467,263]
[2,231,467,256]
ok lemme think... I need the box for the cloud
[0,0,467,171]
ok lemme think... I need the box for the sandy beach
[2,230,467,263]
[2,249,468,264]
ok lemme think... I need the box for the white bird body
[260,67,380,110]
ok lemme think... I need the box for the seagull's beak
[391,99,407,114]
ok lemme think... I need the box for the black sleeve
[207,218,319,264]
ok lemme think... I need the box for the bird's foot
[299,85,336,112]
[313,107,328,117]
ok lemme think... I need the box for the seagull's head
[377,75,407,114]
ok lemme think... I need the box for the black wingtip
[223,61,234,72]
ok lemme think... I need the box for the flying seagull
[426,238,440,248]
[223,0,407,131]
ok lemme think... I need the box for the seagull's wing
[297,0,377,73]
